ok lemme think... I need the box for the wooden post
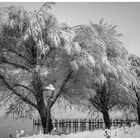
[113,119,115,127]
[77,119,79,127]
[127,119,130,127]
[81,119,84,131]
[97,119,99,128]
[80,119,82,129]
[100,119,103,128]
[69,119,71,126]
[75,119,78,127]
[69,119,71,133]
[72,119,74,128]
[89,119,91,130]
[84,119,86,126]
[62,119,64,127]
[116,119,119,127]
[84,119,86,130]
[55,119,57,128]
[59,120,61,127]
[92,119,95,129]
[95,119,97,128]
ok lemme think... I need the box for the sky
[0,2,140,57]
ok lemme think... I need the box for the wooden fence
[33,118,137,128]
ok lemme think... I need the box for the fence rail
[33,118,137,128]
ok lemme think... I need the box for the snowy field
[27,125,140,138]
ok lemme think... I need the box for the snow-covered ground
[28,125,140,138]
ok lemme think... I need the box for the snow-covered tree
[0,3,77,134]
[0,3,106,134]
[63,20,137,129]
[128,54,140,124]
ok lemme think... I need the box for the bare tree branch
[0,74,38,109]
[108,103,116,110]
[0,39,31,63]
[50,69,73,108]
[89,98,102,112]
[12,84,35,94]
[2,58,32,72]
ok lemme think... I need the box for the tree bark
[137,103,140,125]
[32,72,53,134]
[133,87,140,125]
[38,107,53,134]
[102,110,111,129]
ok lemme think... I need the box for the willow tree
[0,3,76,134]
[128,54,140,124]
[63,20,137,129]
[0,3,103,134]
[88,20,137,128]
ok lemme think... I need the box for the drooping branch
[2,58,31,72]
[12,84,35,94]
[89,98,102,112]
[0,74,38,109]
[5,47,31,63]
[0,40,31,63]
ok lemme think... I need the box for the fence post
[37,118,136,133]
[113,119,115,127]
[116,119,118,127]
[110,119,112,126]
[95,119,97,128]
[84,119,86,126]
[55,119,58,127]
[97,119,99,128]
[76,119,78,127]
[100,119,102,128]
[63,119,65,127]
[92,119,94,129]
[59,120,61,127]
[80,119,82,128]
[73,119,75,127]
[84,119,87,130]
[69,119,71,126]
[88,119,91,130]
[127,120,131,127]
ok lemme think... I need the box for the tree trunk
[133,87,140,125]
[32,72,53,134]
[137,103,140,125]
[102,110,111,129]
[38,107,53,134]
